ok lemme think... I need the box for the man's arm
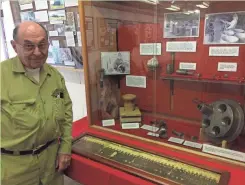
[58,77,73,154]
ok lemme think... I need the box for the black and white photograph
[101,52,130,75]
[60,48,73,62]
[54,24,65,36]
[204,11,245,44]
[21,11,35,21]
[65,12,76,31]
[164,11,200,38]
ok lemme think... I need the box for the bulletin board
[97,18,118,50]
[10,0,96,69]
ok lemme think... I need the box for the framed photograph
[65,12,76,31]
[48,10,66,22]
[54,24,65,36]
[101,52,130,75]
[204,11,245,44]
[164,12,200,38]
[21,11,35,21]
[50,0,65,10]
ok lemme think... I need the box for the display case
[69,1,245,185]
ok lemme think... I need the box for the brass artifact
[72,135,230,185]
[120,94,142,125]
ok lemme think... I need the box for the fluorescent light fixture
[171,5,180,10]
[196,4,208,8]
[183,12,191,15]
[141,0,159,4]
[165,4,180,11]
[203,2,209,7]
[165,7,179,11]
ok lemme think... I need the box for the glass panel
[84,1,245,164]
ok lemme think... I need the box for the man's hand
[56,154,71,172]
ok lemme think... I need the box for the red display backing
[67,117,245,185]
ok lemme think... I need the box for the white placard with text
[168,137,184,144]
[202,144,245,162]
[209,46,239,56]
[122,123,140,129]
[183,141,203,149]
[166,41,197,52]
[218,62,237,72]
[140,43,162,55]
[147,132,159,137]
[141,125,159,132]
[102,119,115,127]
[126,75,146,88]
[179,62,197,70]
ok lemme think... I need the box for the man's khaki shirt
[1,57,73,185]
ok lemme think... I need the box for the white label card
[202,144,245,162]
[20,3,33,10]
[121,123,139,129]
[102,119,115,127]
[168,137,184,144]
[166,41,197,52]
[140,43,162,55]
[209,47,239,56]
[147,132,159,137]
[141,125,159,132]
[218,62,237,72]
[126,75,146,88]
[179,62,196,70]
[49,31,58,36]
[183,141,203,149]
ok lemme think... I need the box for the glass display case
[74,1,245,184]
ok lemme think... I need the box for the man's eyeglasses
[17,41,49,53]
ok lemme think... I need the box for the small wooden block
[120,107,141,117]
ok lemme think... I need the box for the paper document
[65,32,75,47]
[35,0,48,10]
[34,11,49,22]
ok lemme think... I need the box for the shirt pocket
[53,97,65,121]
[12,99,39,130]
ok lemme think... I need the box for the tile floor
[65,176,83,185]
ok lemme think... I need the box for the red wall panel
[118,15,245,123]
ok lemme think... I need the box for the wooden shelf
[161,74,245,86]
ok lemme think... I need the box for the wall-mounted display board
[10,0,95,69]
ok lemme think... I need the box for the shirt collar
[12,56,51,76]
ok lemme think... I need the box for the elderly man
[1,21,73,185]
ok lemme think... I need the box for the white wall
[2,0,16,58]
[0,17,7,62]
[65,82,87,122]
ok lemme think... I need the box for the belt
[1,139,55,156]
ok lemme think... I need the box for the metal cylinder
[197,103,213,116]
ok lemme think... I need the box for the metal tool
[194,99,245,144]
[99,69,105,88]
[172,130,184,138]
[176,69,194,75]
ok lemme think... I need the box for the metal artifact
[72,135,229,185]
[194,99,245,144]
[176,69,194,75]
[99,68,105,88]
[120,94,142,125]
[172,130,184,138]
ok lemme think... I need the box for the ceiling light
[196,4,208,8]
[171,5,180,10]
[203,2,209,7]
[141,0,159,5]
[165,7,179,11]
